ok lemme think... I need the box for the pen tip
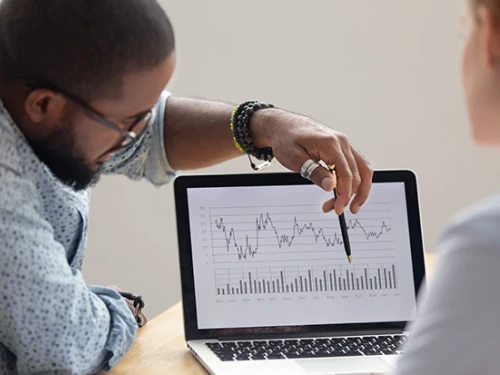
[348,255,352,263]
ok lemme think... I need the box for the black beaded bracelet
[230,101,275,170]
[119,291,146,327]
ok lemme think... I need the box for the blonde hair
[472,0,500,20]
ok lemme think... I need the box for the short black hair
[0,0,175,101]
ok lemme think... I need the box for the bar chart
[215,263,398,296]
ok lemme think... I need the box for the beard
[28,119,103,191]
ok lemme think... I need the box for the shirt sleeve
[389,197,500,375]
[0,165,138,374]
[101,90,177,186]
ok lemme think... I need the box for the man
[0,1,372,374]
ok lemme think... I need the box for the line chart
[208,203,395,263]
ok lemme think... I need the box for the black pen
[329,166,352,263]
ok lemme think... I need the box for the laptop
[174,170,425,375]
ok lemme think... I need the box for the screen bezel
[174,170,426,341]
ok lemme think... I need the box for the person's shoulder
[151,89,171,121]
[0,105,40,210]
[447,194,500,228]
[0,105,23,175]
[438,194,500,256]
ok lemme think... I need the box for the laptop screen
[186,181,418,331]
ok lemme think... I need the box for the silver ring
[300,159,321,180]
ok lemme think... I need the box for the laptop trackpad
[297,357,390,375]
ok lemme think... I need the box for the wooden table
[103,302,206,375]
[106,253,436,375]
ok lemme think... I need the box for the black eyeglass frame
[23,78,154,148]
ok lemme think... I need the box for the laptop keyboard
[206,334,408,362]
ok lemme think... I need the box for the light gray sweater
[391,194,500,374]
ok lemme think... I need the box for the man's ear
[477,6,500,67]
[24,89,66,126]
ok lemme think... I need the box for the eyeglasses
[23,79,154,149]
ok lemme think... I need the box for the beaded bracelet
[230,101,275,170]
[119,291,146,327]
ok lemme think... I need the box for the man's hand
[163,97,372,213]
[251,109,373,215]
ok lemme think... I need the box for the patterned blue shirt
[0,91,175,374]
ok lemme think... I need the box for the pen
[329,165,352,263]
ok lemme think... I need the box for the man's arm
[163,96,373,214]
[390,197,500,375]
[0,165,138,374]
[163,97,241,169]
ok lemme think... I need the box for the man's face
[27,53,176,191]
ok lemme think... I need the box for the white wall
[83,0,500,319]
